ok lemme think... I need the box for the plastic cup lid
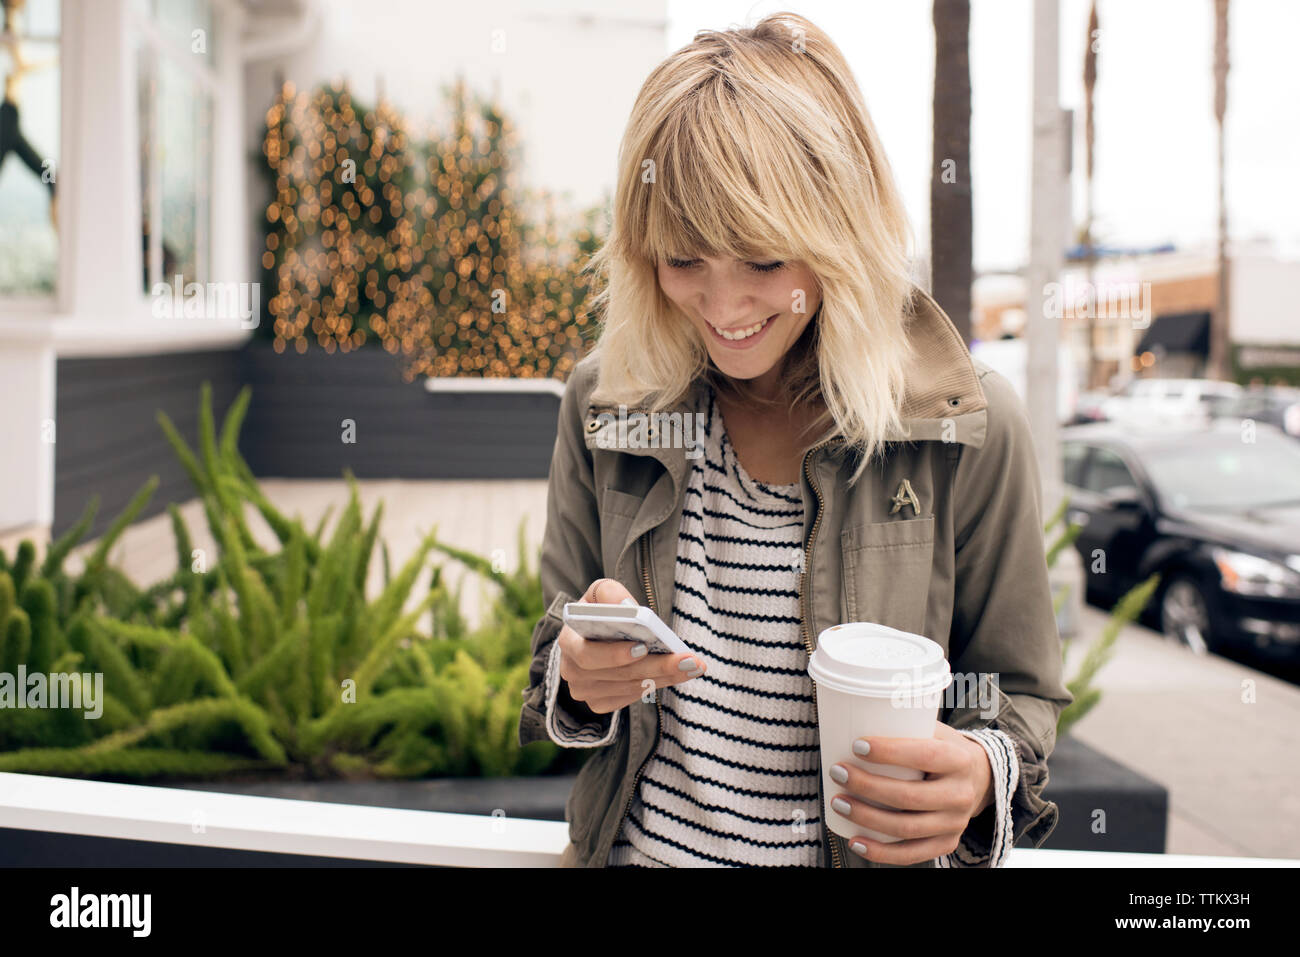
[807,622,952,697]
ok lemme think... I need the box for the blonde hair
[583,11,919,486]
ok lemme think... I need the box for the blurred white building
[974,240,1300,403]
[0,0,668,537]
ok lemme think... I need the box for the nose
[696,275,756,330]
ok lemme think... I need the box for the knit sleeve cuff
[544,639,620,748]
[936,727,1020,868]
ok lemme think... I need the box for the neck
[714,369,786,418]
[745,364,785,404]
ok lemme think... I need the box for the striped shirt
[543,382,1021,867]
[609,383,821,866]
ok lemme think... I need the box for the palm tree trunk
[1083,1,1099,388]
[931,0,973,345]
[1210,0,1232,381]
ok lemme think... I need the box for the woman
[519,11,1072,868]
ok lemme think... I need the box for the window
[1200,392,1237,417]
[1062,442,1089,489]
[134,0,215,294]
[0,0,59,297]
[1082,447,1136,495]
[1142,432,1300,510]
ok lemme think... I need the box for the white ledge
[0,316,254,357]
[3,772,1296,867]
[424,376,565,398]
[0,771,568,867]
[1006,847,1298,868]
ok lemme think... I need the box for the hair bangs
[635,91,798,266]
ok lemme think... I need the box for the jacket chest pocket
[599,487,645,577]
[840,516,936,636]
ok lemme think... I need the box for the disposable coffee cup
[807,622,953,844]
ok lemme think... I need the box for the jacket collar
[583,284,989,460]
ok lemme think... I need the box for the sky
[6,0,1293,282]
[666,0,1300,273]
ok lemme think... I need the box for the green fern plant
[1045,494,1160,737]
[0,382,570,781]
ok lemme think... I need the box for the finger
[846,831,962,866]
[573,675,676,713]
[852,733,967,776]
[830,762,964,813]
[568,657,707,713]
[829,791,967,842]
[559,625,656,671]
[560,629,705,679]
[564,652,707,689]
[583,692,652,715]
[582,578,637,605]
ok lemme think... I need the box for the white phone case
[561,602,691,655]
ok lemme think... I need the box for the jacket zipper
[801,436,846,869]
[611,529,663,855]
[609,438,846,868]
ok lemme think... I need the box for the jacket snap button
[948,397,960,407]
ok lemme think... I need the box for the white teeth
[713,315,771,341]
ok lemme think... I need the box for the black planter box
[237,341,563,481]
[1039,733,1168,853]
[2,734,1165,866]
[51,342,566,537]
[168,774,576,822]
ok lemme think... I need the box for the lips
[711,316,770,340]
[709,314,775,343]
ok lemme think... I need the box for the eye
[746,260,785,273]
[665,257,700,269]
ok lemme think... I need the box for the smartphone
[561,601,692,656]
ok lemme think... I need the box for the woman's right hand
[558,578,707,715]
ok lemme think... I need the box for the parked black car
[1060,419,1300,658]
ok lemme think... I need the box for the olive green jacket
[519,286,1073,868]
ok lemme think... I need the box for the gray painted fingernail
[678,657,699,672]
[630,643,648,658]
[620,597,637,605]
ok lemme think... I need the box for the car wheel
[1160,575,1213,656]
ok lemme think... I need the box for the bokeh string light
[260,78,603,381]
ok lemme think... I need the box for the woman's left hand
[829,721,994,864]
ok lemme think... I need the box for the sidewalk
[1064,604,1300,860]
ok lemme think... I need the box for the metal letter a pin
[889,478,921,516]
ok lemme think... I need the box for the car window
[1062,442,1089,488]
[1201,393,1237,415]
[1082,447,1136,494]
[1227,395,1265,416]
[1142,431,1300,509]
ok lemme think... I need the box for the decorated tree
[261,83,418,353]
[258,78,602,380]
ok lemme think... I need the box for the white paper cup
[807,622,953,843]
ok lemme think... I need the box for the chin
[708,351,778,381]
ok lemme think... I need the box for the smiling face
[655,254,822,391]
